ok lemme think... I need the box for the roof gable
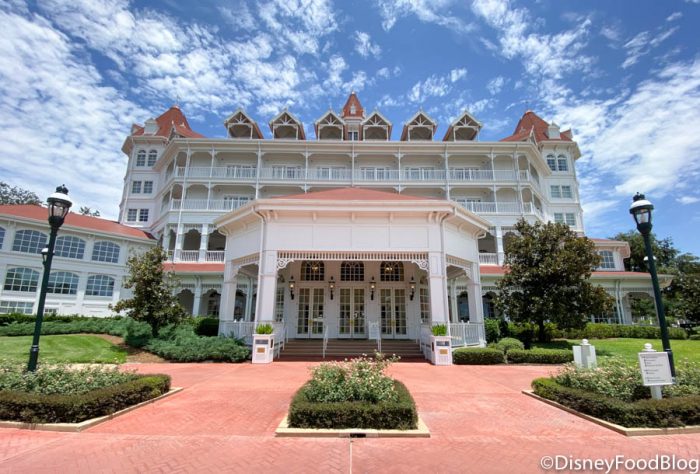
[132,106,205,139]
[341,92,364,119]
[269,109,306,140]
[224,109,263,139]
[500,110,572,143]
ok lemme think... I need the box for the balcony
[169,199,250,212]
[478,253,499,265]
[456,200,545,219]
[167,250,225,263]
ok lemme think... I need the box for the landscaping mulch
[89,334,167,364]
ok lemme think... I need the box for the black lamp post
[27,185,72,372]
[629,192,675,377]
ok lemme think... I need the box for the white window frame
[132,181,142,194]
[127,209,137,222]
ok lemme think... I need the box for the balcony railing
[456,200,545,217]
[478,253,499,265]
[205,251,225,262]
[167,250,225,263]
[170,199,249,211]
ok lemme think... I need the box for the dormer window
[147,150,157,166]
[136,150,146,167]
[598,250,615,269]
[557,155,568,172]
[546,155,556,171]
[348,131,358,141]
[350,105,356,114]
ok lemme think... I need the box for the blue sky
[1,0,699,255]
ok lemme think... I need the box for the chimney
[547,122,560,139]
[144,118,158,135]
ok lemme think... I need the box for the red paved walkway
[1,362,699,473]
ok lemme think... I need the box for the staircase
[278,339,425,361]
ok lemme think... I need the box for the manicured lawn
[0,335,127,364]
[534,338,700,364]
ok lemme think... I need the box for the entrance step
[278,339,425,361]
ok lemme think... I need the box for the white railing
[167,250,199,262]
[402,169,446,181]
[419,323,432,359]
[219,321,256,345]
[170,199,249,212]
[308,169,352,181]
[369,321,381,354]
[354,169,400,181]
[205,251,224,262]
[272,322,286,358]
[449,322,484,347]
[258,168,305,180]
[478,253,499,265]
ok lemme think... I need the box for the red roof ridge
[500,110,573,143]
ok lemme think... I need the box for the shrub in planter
[431,324,447,336]
[0,374,171,424]
[453,348,504,365]
[494,337,524,354]
[484,319,501,343]
[255,323,274,335]
[507,348,573,364]
[193,317,220,337]
[0,363,139,395]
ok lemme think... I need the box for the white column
[199,224,209,262]
[427,252,448,325]
[162,227,172,252]
[467,263,485,345]
[219,262,239,335]
[244,275,254,321]
[174,225,184,261]
[495,226,504,266]
[255,250,278,323]
[192,278,202,316]
[449,282,458,323]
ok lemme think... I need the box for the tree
[79,206,101,217]
[667,274,700,323]
[111,246,186,335]
[496,219,613,341]
[609,230,678,273]
[0,181,41,205]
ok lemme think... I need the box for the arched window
[47,271,79,294]
[12,230,47,254]
[4,267,40,292]
[380,261,404,282]
[92,241,120,263]
[0,226,5,248]
[598,251,615,269]
[136,150,146,167]
[147,149,158,166]
[86,275,115,297]
[557,154,568,172]
[301,261,324,281]
[340,261,364,281]
[54,236,86,259]
[546,154,556,171]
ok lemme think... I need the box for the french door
[297,288,325,338]
[380,288,407,339]
[338,288,366,339]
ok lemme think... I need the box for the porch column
[192,278,202,316]
[495,226,504,266]
[428,252,449,325]
[219,262,238,335]
[255,250,278,323]
[245,276,254,321]
[162,228,172,253]
[467,263,486,345]
[449,282,458,323]
[174,225,184,259]
[199,224,209,262]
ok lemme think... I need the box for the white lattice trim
[446,255,473,279]
[231,254,260,267]
[277,251,429,262]
[201,282,223,293]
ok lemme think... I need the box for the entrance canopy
[214,188,491,334]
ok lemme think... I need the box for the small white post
[573,339,597,368]
[641,343,663,400]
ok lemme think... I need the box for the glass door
[339,288,366,338]
[380,288,407,339]
[296,287,325,338]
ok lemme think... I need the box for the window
[223,195,251,210]
[47,271,79,295]
[92,241,120,263]
[561,185,573,198]
[419,287,430,323]
[54,236,86,259]
[271,166,302,179]
[598,250,615,269]
[86,275,115,297]
[127,209,137,221]
[340,262,364,281]
[557,156,568,172]
[350,105,356,114]
[4,267,40,292]
[301,261,324,281]
[0,300,34,314]
[380,261,404,282]
[138,209,149,222]
[147,150,157,166]
[546,155,556,171]
[275,286,284,322]
[136,150,146,167]
[348,131,358,141]
[565,213,576,226]
[554,213,564,224]
[360,167,389,180]
[12,230,47,254]
[550,185,562,198]
[0,226,5,248]
[143,181,153,194]
[132,181,142,193]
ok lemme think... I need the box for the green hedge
[0,313,116,326]
[288,380,417,430]
[484,319,501,343]
[193,317,219,337]
[0,318,125,337]
[453,348,504,365]
[563,323,687,340]
[532,377,700,428]
[145,328,249,363]
[507,348,573,364]
[0,374,171,424]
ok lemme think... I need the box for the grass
[0,335,127,364]
[533,338,700,364]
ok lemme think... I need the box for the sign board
[368,324,380,340]
[638,351,673,386]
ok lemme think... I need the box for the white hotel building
[112,92,657,346]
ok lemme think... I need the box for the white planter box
[430,335,452,365]
[252,334,274,364]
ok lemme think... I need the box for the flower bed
[288,355,417,430]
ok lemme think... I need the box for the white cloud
[486,76,505,95]
[600,25,622,42]
[677,196,700,205]
[666,12,682,22]
[219,2,256,30]
[376,0,473,32]
[257,0,337,55]
[408,74,450,103]
[377,67,391,79]
[449,67,467,82]
[324,54,347,89]
[622,26,678,69]
[354,31,381,58]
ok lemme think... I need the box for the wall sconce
[329,276,335,300]
[369,276,376,301]
[409,276,416,301]
[288,276,295,300]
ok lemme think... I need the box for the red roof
[479,265,650,278]
[0,205,154,241]
[272,187,435,201]
[341,92,364,119]
[500,111,572,143]
[163,263,224,273]
[132,106,205,139]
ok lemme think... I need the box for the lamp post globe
[629,192,675,378]
[27,185,73,372]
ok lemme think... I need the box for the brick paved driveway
[1,362,699,473]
